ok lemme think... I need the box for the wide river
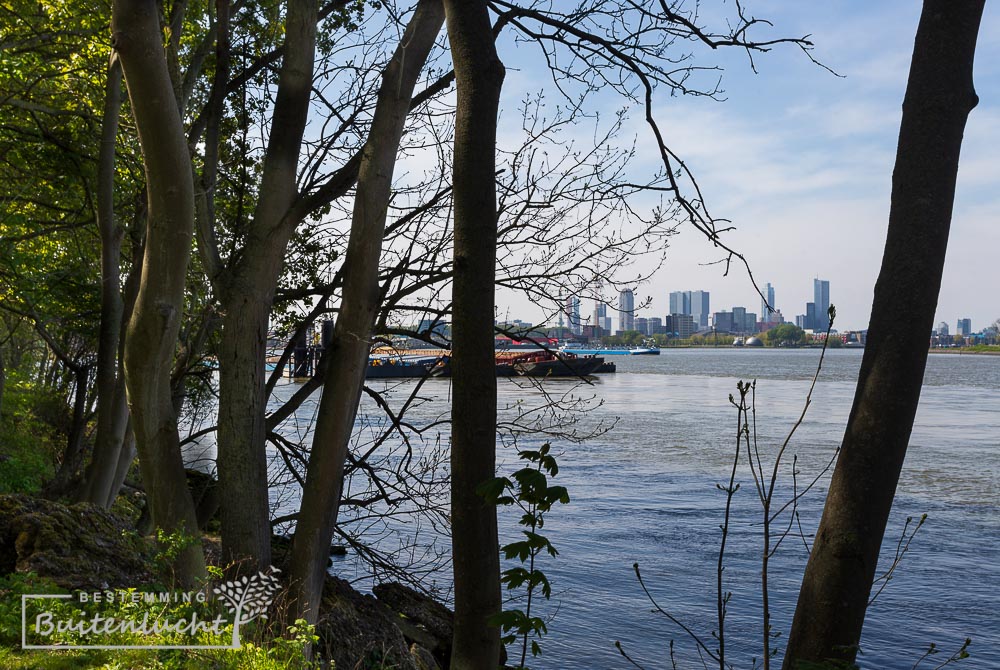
[201,348,1000,669]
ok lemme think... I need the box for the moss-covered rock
[0,494,152,589]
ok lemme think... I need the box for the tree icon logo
[213,567,282,647]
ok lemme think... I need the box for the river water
[490,349,1000,669]
[204,348,1000,669]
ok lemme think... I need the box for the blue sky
[490,1,1000,332]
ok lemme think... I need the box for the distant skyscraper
[563,295,582,335]
[690,290,710,329]
[618,289,635,333]
[813,279,830,330]
[805,302,817,331]
[592,299,607,328]
[957,318,972,337]
[762,283,775,320]
[669,291,690,317]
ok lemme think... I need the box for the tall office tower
[957,318,972,337]
[813,279,831,330]
[592,299,607,328]
[762,283,775,320]
[669,291,690,317]
[690,290,710,329]
[602,316,612,333]
[805,302,817,330]
[618,289,635,333]
[564,295,582,335]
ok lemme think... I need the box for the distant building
[760,309,785,331]
[805,302,817,331]
[602,316,612,333]
[795,314,806,329]
[714,308,756,334]
[713,311,735,333]
[935,321,949,336]
[761,283,776,320]
[618,289,635,333]
[732,306,746,327]
[957,318,972,337]
[691,290,710,329]
[814,279,831,330]
[669,291,690,317]
[416,318,448,338]
[648,317,664,335]
[563,295,582,335]
[666,313,696,338]
[592,299,606,328]
[669,290,710,329]
[635,318,648,335]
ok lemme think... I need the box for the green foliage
[0,378,62,493]
[153,527,202,587]
[0,572,318,669]
[600,330,648,346]
[480,443,569,669]
[764,323,807,347]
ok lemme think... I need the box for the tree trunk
[216,0,317,572]
[50,364,91,492]
[114,0,206,586]
[81,56,129,507]
[442,1,505,668]
[287,0,445,625]
[782,2,984,667]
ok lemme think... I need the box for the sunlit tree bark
[114,0,206,585]
[215,0,318,572]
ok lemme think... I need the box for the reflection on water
[187,349,1000,669]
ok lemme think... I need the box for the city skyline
[492,2,998,333]
[503,274,992,337]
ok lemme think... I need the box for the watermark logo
[21,567,282,650]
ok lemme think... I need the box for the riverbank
[928,346,1000,355]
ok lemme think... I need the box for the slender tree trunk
[287,0,445,624]
[442,1,505,668]
[782,2,984,667]
[216,0,317,572]
[50,364,91,492]
[114,0,206,586]
[82,56,129,507]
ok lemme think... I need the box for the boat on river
[366,354,443,378]
[560,346,659,356]
[513,353,605,377]
[429,350,606,379]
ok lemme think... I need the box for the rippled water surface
[197,349,1000,668]
[505,350,1000,669]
